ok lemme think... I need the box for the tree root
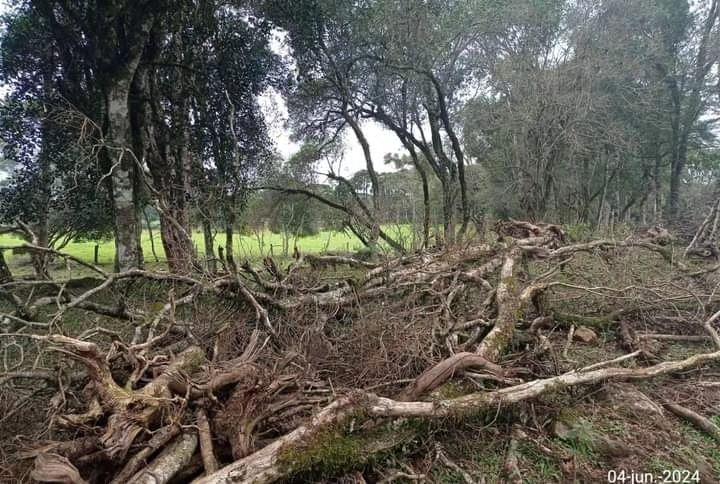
[196,408,219,475]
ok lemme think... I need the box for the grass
[0,224,418,270]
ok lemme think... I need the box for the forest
[1,0,720,482]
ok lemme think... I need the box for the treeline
[0,0,719,275]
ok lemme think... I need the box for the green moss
[554,312,616,329]
[566,223,593,242]
[501,274,519,295]
[279,429,367,477]
[278,421,419,480]
[432,381,468,399]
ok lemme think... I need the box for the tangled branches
[2,221,720,483]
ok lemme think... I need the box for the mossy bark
[476,249,524,362]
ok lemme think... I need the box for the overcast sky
[260,29,404,178]
[259,90,404,177]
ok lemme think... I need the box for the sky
[258,87,404,178]
[259,30,404,179]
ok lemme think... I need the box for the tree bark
[107,80,144,272]
[441,180,456,245]
[225,214,236,272]
[0,250,12,283]
[404,142,430,249]
[129,432,198,484]
[668,136,687,219]
[143,209,160,263]
[158,209,195,274]
[343,111,380,214]
[203,220,217,273]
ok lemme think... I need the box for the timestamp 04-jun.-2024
[606,469,701,484]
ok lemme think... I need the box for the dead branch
[196,349,720,484]
[128,432,198,484]
[663,401,720,442]
[502,426,525,484]
[196,408,219,475]
[305,254,378,269]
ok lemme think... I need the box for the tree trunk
[159,209,194,274]
[144,209,160,263]
[107,82,143,271]
[225,213,236,273]
[653,151,662,222]
[441,181,455,245]
[203,220,216,273]
[30,222,50,280]
[411,152,431,249]
[668,138,687,220]
[344,112,380,213]
[0,250,12,283]
[30,102,53,279]
[399,141,430,249]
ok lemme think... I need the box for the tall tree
[658,0,719,218]
[27,0,164,270]
[0,4,115,276]
[2,1,284,273]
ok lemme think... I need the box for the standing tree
[0,6,114,276]
[656,0,719,218]
[2,1,285,273]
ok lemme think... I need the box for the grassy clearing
[0,224,418,270]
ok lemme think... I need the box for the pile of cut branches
[2,221,720,483]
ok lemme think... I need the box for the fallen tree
[2,220,720,482]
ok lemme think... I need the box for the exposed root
[196,408,219,475]
[31,453,87,484]
[400,352,503,401]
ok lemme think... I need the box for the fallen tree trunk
[195,349,720,484]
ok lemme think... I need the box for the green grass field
[0,224,418,269]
